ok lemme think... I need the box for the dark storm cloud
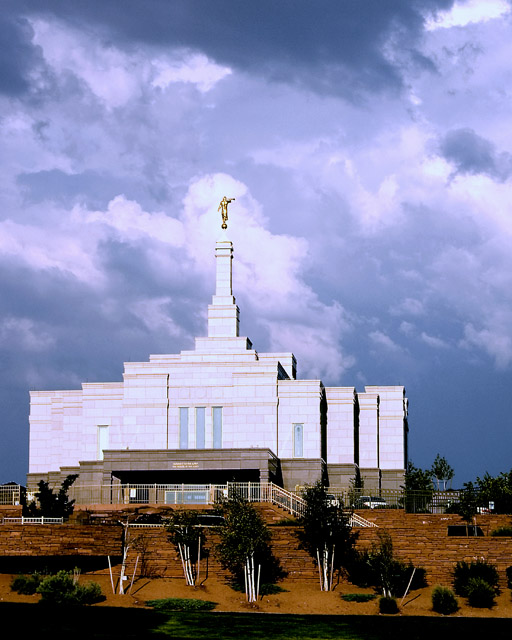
[10,0,454,97]
[440,128,512,181]
[0,15,43,95]
[16,169,160,210]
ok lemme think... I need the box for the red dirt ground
[2,572,512,618]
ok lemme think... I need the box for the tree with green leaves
[402,461,433,513]
[431,454,455,491]
[23,474,78,518]
[458,481,479,536]
[214,492,281,602]
[297,482,356,591]
[476,470,512,514]
[165,510,205,586]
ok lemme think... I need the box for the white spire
[207,238,240,337]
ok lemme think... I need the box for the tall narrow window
[97,425,109,460]
[196,407,205,449]
[293,423,303,458]
[179,408,189,449]
[212,407,222,449]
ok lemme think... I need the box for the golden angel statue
[218,196,235,229]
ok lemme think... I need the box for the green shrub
[145,598,217,612]
[345,549,374,587]
[452,559,499,596]
[259,583,288,595]
[273,518,298,526]
[466,577,496,608]
[379,595,399,614]
[506,566,512,589]
[36,570,103,605]
[431,586,459,614]
[229,581,287,595]
[341,593,376,602]
[491,526,512,537]
[11,573,44,595]
[73,582,103,605]
[345,543,427,596]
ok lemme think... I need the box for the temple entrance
[112,468,260,485]
[110,468,261,504]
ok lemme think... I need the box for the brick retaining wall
[1,509,512,588]
[353,511,512,587]
[0,524,122,558]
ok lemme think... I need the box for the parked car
[353,496,388,509]
[326,494,342,507]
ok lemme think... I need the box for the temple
[28,213,408,494]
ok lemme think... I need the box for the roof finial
[218,196,235,230]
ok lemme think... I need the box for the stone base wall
[0,505,22,519]
[0,523,122,558]
[2,509,512,588]
[354,511,512,588]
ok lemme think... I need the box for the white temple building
[28,209,408,493]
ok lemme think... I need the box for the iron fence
[324,487,460,513]
[23,481,463,515]
[0,484,21,505]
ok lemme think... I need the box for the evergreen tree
[23,474,78,518]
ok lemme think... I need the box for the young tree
[403,461,433,513]
[296,482,356,591]
[215,492,280,602]
[431,454,455,491]
[458,481,479,536]
[23,474,78,518]
[165,510,205,586]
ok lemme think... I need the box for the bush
[229,581,288,595]
[379,595,399,614]
[491,526,512,537]
[11,573,44,595]
[36,570,103,605]
[273,518,299,526]
[73,582,103,605]
[345,533,427,597]
[145,598,217,612]
[506,566,512,589]
[431,586,459,614]
[466,577,496,608]
[259,583,288,595]
[341,593,376,602]
[452,559,499,596]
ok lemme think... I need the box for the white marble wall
[325,387,357,464]
[365,385,407,470]
[28,238,408,480]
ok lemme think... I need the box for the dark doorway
[112,468,260,485]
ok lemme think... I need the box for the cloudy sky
[2,0,512,485]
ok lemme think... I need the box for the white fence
[21,482,381,527]
[2,517,63,525]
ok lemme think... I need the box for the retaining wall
[1,508,512,587]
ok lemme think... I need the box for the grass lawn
[2,604,512,639]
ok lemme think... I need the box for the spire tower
[207,238,240,337]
